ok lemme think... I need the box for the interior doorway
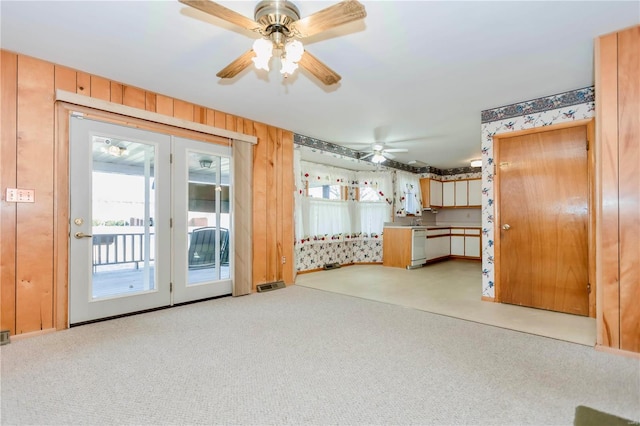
[494,123,592,316]
[69,117,232,324]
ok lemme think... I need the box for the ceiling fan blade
[359,152,374,159]
[291,0,367,38]
[179,0,261,32]
[383,148,409,153]
[383,152,396,160]
[298,51,341,85]
[216,49,255,79]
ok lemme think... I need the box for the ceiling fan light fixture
[371,153,386,164]
[252,38,273,71]
[284,39,304,62]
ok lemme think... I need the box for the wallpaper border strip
[480,86,595,124]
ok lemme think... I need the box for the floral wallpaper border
[480,86,594,123]
[480,86,595,298]
[294,134,479,176]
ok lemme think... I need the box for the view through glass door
[69,117,171,324]
[69,117,233,324]
[172,137,232,304]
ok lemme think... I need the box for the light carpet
[1,286,638,425]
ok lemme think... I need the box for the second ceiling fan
[179,0,367,85]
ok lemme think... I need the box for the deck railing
[92,233,156,272]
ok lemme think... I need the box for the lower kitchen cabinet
[426,232,451,261]
[450,227,481,259]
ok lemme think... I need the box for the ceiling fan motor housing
[254,0,300,45]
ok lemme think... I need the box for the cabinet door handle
[501,224,511,230]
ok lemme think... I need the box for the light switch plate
[5,188,35,203]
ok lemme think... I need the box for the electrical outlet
[5,188,35,203]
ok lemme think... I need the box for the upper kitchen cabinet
[420,178,481,209]
[420,178,443,208]
[443,181,455,207]
[468,179,482,206]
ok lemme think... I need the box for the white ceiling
[1,1,638,170]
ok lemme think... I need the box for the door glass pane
[91,136,156,299]
[187,152,231,285]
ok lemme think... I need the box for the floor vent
[0,330,10,346]
[256,281,286,293]
[323,262,341,270]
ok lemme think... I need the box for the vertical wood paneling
[225,114,237,131]
[54,66,76,93]
[214,111,226,129]
[15,55,55,333]
[205,109,216,127]
[110,82,123,104]
[145,92,157,112]
[281,130,295,284]
[253,122,268,287]
[617,26,640,353]
[596,32,621,348]
[123,85,145,109]
[1,51,18,334]
[76,72,90,96]
[266,126,278,283]
[90,76,110,101]
[155,94,173,116]
[173,99,194,121]
[275,128,284,281]
[193,106,205,124]
[2,50,296,335]
[54,105,70,330]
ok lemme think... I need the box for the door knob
[502,224,511,230]
[74,232,93,239]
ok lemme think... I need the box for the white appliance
[410,229,427,268]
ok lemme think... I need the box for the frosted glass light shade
[371,154,386,163]
[252,38,273,71]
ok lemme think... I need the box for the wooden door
[498,126,589,316]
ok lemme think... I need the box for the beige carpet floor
[1,285,638,425]
[295,260,597,346]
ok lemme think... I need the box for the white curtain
[395,171,423,217]
[357,202,388,236]
[302,198,351,237]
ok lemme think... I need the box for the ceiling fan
[358,143,409,164]
[179,0,367,85]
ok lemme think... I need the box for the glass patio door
[172,137,232,304]
[69,117,171,324]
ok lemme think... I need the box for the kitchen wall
[479,86,595,298]
[434,208,481,226]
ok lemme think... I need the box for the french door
[69,116,232,324]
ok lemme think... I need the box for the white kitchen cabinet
[430,179,442,207]
[442,181,455,207]
[468,179,482,206]
[450,228,481,259]
[464,236,481,258]
[425,229,450,261]
[455,180,468,206]
[450,235,465,256]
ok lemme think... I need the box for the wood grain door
[498,126,589,316]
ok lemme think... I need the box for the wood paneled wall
[595,25,640,354]
[0,50,294,336]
